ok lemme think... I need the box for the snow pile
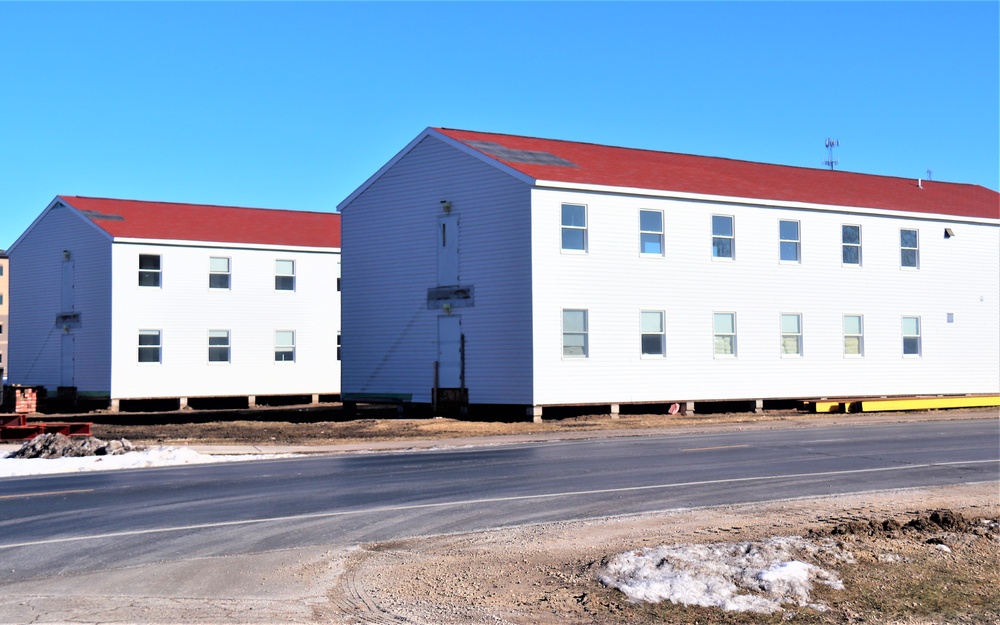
[1,445,292,478]
[599,536,850,614]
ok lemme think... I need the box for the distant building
[0,250,8,382]
[338,128,999,419]
[7,196,341,410]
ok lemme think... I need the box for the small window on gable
[275,260,295,291]
[900,229,919,268]
[779,220,800,262]
[209,257,231,289]
[561,204,587,252]
[639,210,664,255]
[712,215,734,259]
[275,330,295,362]
[139,254,161,287]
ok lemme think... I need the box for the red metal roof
[434,128,999,220]
[59,196,341,248]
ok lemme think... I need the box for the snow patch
[599,536,848,614]
[1,446,292,477]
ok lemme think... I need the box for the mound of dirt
[822,508,981,537]
[7,432,137,459]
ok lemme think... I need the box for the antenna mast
[823,138,840,170]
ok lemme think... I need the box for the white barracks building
[8,196,341,410]
[339,128,999,419]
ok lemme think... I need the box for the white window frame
[561,204,588,252]
[712,215,735,260]
[779,220,800,263]
[842,225,862,266]
[900,229,919,269]
[275,330,295,362]
[780,313,802,357]
[713,312,737,357]
[275,260,295,291]
[902,316,921,357]
[138,254,161,287]
[562,309,588,358]
[138,330,161,364]
[639,210,664,256]
[843,314,864,357]
[208,330,231,363]
[640,311,666,357]
[209,256,231,289]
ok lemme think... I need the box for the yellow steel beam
[859,396,1000,412]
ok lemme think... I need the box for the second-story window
[561,204,587,251]
[138,254,161,287]
[842,225,862,265]
[209,257,231,289]
[900,229,919,268]
[712,215,734,259]
[779,220,800,262]
[275,260,295,291]
[639,210,664,255]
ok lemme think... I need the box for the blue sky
[1,2,997,250]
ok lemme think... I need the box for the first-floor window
[209,330,231,362]
[843,315,864,356]
[902,316,921,356]
[780,313,802,356]
[713,312,737,356]
[138,330,161,363]
[337,332,342,361]
[275,330,295,362]
[562,309,588,357]
[640,311,665,356]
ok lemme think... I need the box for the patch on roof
[464,140,577,167]
[80,209,125,221]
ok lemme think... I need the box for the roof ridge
[60,195,339,217]
[434,128,990,190]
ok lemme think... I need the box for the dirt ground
[22,408,991,624]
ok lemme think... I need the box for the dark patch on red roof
[435,129,999,220]
[60,196,341,248]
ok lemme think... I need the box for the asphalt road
[0,418,996,585]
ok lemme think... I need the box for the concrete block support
[685,401,696,415]
[248,395,256,408]
[109,398,120,413]
[179,397,189,410]
[311,394,320,405]
[755,399,764,414]
[609,403,620,419]
[529,405,543,423]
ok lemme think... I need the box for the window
[209,257,231,289]
[900,229,919,268]
[209,330,230,362]
[0,323,3,334]
[275,330,295,362]
[780,314,802,356]
[138,330,161,363]
[561,204,587,251]
[337,332,342,361]
[843,315,864,356]
[0,265,3,276]
[712,215,734,259]
[562,309,588,357]
[842,225,861,265]
[902,316,921,356]
[275,260,295,291]
[713,312,736,356]
[640,311,665,356]
[139,254,161,287]
[779,220,800,262]
[639,210,664,255]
